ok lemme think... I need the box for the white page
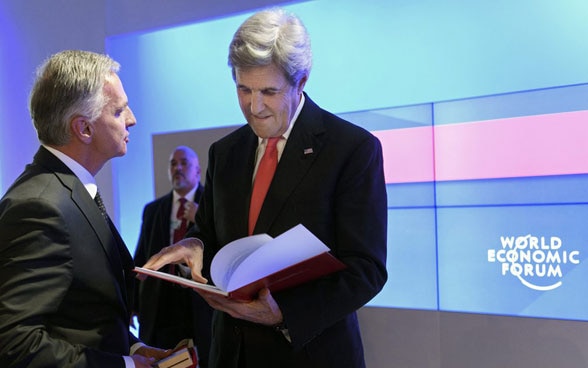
[134,267,228,296]
[226,224,328,291]
[210,233,273,291]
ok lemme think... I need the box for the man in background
[133,145,213,366]
[143,8,387,368]
[0,50,167,367]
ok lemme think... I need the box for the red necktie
[173,197,188,243]
[249,137,280,235]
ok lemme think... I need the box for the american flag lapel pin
[303,148,313,155]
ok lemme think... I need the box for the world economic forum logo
[487,234,580,291]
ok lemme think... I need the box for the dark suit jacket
[0,147,138,368]
[190,94,388,368]
[133,187,213,364]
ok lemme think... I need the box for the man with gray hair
[144,8,388,368]
[0,50,168,367]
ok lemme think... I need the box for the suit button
[233,326,241,335]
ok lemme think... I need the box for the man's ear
[71,116,93,144]
[296,74,308,95]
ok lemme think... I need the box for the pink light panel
[372,110,588,184]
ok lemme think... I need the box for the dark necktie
[249,137,280,235]
[173,197,188,243]
[94,191,131,264]
[94,190,109,221]
[94,190,134,309]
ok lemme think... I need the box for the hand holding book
[154,338,197,368]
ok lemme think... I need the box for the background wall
[0,0,115,208]
[2,1,588,367]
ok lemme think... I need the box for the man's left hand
[198,287,283,326]
[183,201,198,223]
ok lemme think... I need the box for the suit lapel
[223,130,258,236]
[159,193,173,247]
[35,147,132,302]
[194,183,204,204]
[68,176,132,289]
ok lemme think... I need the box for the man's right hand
[142,237,207,284]
[131,345,171,367]
[131,353,156,367]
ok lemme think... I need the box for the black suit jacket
[0,146,138,368]
[133,187,213,363]
[190,94,388,368]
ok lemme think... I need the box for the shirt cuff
[130,342,145,355]
[124,342,146,368]
[123,355,135,368]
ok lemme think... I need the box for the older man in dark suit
[143,8,388,368]
[0,50,167,368]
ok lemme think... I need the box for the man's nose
[126,107,137,127]
[250,92,265,114]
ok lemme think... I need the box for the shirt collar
[173,185,197,202]
[43,145,97,198]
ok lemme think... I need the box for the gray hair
[228,8,312,86]
[29,50,120,146]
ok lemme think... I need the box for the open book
[134,224,346,301]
